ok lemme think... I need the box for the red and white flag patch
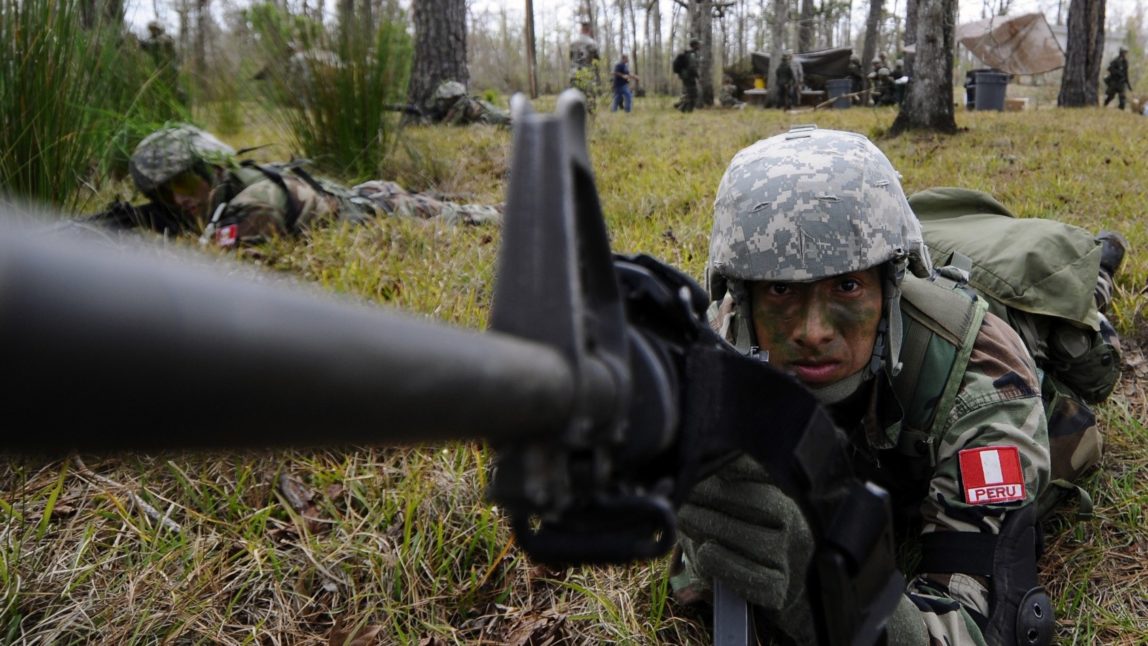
[214,224,238,248]
[958,446,1026,505]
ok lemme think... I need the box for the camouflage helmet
[129,124,235,195]
[707,126,931,377]
[708,126,929,287]
[432,81,467,103]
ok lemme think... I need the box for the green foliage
[250,5,412,181]
[0,0,187,210]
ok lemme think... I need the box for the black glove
[676,454,815,642]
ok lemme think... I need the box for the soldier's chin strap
[489,89,906,646]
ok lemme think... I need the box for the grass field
[3,96,1148,644]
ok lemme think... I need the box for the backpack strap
[892,275,988,465]
[241,161,305,233]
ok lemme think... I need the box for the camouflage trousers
[352,181,503,226]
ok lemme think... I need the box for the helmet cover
[708,126,929,290]
[129,124,235,195]
[432,81,467,102]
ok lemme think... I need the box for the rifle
[0,90,904,646]
[84,198,190,234]
[385,103,425,118]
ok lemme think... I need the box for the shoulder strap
[241,161,304,233]
[893,275,988,464]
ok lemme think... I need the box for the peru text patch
[958,446,1025,505]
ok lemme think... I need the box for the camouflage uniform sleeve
[217,176,339,245]
[908,311,1051,644]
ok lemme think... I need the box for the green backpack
[904,187,1119,519]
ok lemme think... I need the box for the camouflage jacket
[203,167,502,247]
[202,164,362,247]
[442,96,511,127]
[678,50,700,82]
[697,275,1051,644]
[718,84,741,107]
[1106,57,1130,89]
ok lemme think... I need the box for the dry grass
[3,96,1148,644]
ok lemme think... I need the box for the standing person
[775,53,796,110]
[569,21,601,112]
[140,20,183,104]
[611,54,639,113]
[847,55,865,104]
[1104,46,1132,109]
[671,126,1126,644]
[673,39,702,112]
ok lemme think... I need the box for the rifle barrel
[0,219,576,452]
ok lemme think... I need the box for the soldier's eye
[768,283,791,295]
[838,279,860,292]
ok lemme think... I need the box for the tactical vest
[892,273,1098,521]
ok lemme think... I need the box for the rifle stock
[0,91,904,646]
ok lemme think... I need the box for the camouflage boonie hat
[129,124,235,194]
[708,125,930,289]
[432,81,467,102]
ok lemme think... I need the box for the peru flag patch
[958,446,1026,505]
[214,224,238,247]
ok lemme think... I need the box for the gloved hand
[676,454,815,642]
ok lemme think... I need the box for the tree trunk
[890,0,957,134]
[195,0,209,80]
[767,0,786,104]
[904,0,918,76]
[525,0,538,97]
[798,0,814,52]
[80,0,125,29]
[1057,0,1106,106]
[407,0,469,107]
[688,1,716,106]
[360,0,374,34]
[861,0,884,91]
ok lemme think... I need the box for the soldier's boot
[1094,230,1128,314]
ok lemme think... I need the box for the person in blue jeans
[611,54,639,113]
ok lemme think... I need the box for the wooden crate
[1004,97,1029,111]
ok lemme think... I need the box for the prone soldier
[422,81,511,127]
[671,127,1126,644]
[91,124,501,245]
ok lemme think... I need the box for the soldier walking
[1104,46,1132,110]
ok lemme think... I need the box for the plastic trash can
[826,78,852,109]
[973,71,1008,111]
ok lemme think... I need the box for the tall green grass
[0,0,187,210]
[251,6,412,181]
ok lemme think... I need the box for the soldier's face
[749,268,883,388]
[160,171,213,226]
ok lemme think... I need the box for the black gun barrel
[0,219,577,451]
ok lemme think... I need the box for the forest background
[1,0,1147,643]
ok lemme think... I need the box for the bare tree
[1058,0,1106,106]
[798,0,815,51]
[80,0,124,29]
[904,0,918,74]
[767,0,786,104]
[861,0,885,89]
[407,0,469,107]
[195,0,210,79]
[890,0,957,133]
[525,0,539,97]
